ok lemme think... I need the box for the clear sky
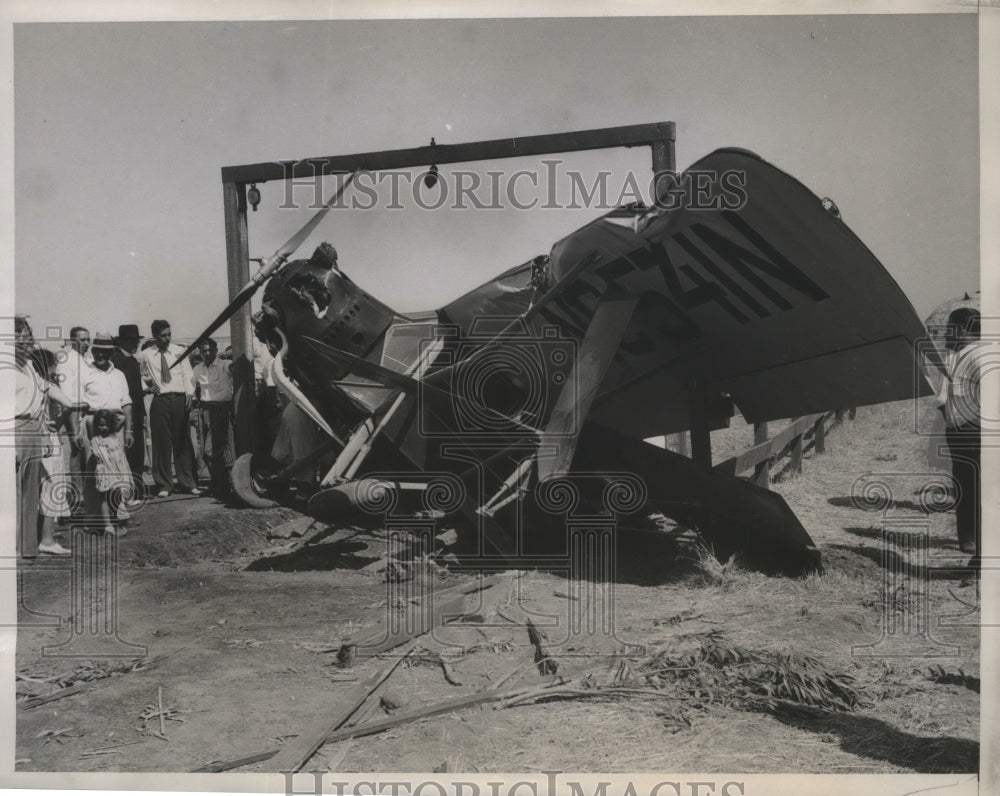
[12,12,979,342]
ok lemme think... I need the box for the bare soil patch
[16,399,979,774]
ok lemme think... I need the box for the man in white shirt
[56,325,93,509]
[137,319,201,498]
[81,334,133,435]
[938,308,985,564]
[80,333,134,524]
[192,338,234,498]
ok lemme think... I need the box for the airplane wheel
[230,453,281,509]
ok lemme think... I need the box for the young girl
[88,409,133,536]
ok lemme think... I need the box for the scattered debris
[526,618,558,676]
[337,575,502,667]
[266,641,418,773]
[925,665,980,693]
[435,529,458,547]
[439,656,463,686]
[138,686,196,740]
[78,740,142,758]
[16,673,57,685]
[653,608,702,627]
[639,632,864,714]
[35,727,77,744]
[224,638,266,649]
[266,516,318,540]
[196,674,565,773]
[379,691,405,713]
[19,649,186,711]
[495,609,559,676]
[18,684,87,711]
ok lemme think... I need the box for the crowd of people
[13,316,235,559]
[13,307,984,565]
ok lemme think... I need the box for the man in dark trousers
[939,308,985,565]
[138,319,201,498]
[112,324,147,502]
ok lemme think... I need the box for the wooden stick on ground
[195,660,611,774]
[18,684,87,711]
[196,684,533,773]
[157,687,165,738]
[337,575,501,667]
[495,609,558,676]
[525,618,558,676]
[267,641,418,773]
[18,649,186,711]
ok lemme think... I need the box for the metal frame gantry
[218,122,702,463]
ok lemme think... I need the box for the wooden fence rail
[713,408,854,487]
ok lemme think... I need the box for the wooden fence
[712,408,856,487]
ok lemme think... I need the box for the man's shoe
[38,542,72,556]
[156,490,170,499]
[188,487,203,496]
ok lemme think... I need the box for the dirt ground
[15,398,980,774]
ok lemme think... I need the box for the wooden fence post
[673,432,689,457]
[813,415,826,455]
[689,370,712,468]
[753,421,770,486]
[790,427,804,474]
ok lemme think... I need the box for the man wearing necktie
[138,319,201,498]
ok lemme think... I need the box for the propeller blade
[273,170,357,264]
[172,170,358,368]
[172,283,258,367]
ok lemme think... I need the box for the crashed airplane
[176,145,931,576]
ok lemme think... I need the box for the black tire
[230,453,281,509]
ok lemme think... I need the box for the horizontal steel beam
[222,122,675,184]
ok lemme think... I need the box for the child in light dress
[88,408,133,536]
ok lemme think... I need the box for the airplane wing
[511,148,933,438]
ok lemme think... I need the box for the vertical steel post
[651,138,676,204]
[223,180,257,456]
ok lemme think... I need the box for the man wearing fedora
[79,333,134,527]
[113,324,147,502]
[80,334,133,438]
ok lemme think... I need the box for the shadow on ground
[770,703,978,773]
[843,526,965,551]
[827,496,954,514]
[828,543,977,581]
[244,538,380,572]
